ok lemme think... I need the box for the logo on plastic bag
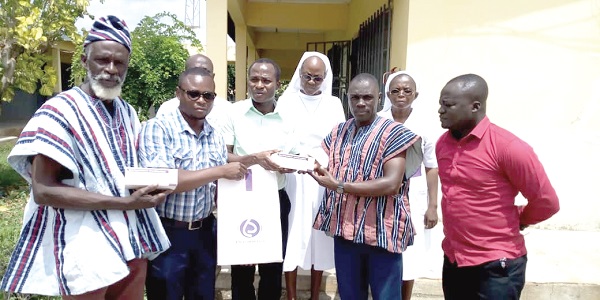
[240,219,261,238]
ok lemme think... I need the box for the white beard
[87,71,124,100]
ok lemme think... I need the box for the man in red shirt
[436,74,559,299]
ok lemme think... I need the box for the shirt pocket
[173,148,194,170]
[207,150,226,167]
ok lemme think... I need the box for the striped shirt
[138,109,228,222]
[313,116,421,253]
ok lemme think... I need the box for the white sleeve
[422,133,438,169]
[156,98,179,117]
[221,103,236,146]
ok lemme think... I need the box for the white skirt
[283,173,335,271]
[403,177,435,280]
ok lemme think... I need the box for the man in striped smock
[309,73,423,299]
[0,16,171,299]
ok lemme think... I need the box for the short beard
[87,71,124,100]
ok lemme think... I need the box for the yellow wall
[346,0,387,40]
[325,0,409,73]
[389,0,409,70]
[206,0,229,98]
[246,2,348,31]
[405,0,600,230]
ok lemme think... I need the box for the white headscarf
[280,51,334,99]
[381,70,418,112]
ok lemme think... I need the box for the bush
[0,142,58,300]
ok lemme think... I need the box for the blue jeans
[442,255,527,300]
[146,214,217,300]
[231,189,291,300]
[334,237,403,300]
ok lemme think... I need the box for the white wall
[405,0,600,231]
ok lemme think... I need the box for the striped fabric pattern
[84,15,132,52]
[314,116,421,253]
[138,110,228,222]
[0,87,170,296]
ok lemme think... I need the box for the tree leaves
[0,0,98,102]
[70,12,202,118]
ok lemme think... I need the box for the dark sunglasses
[300,74,324,83]
[179,87,216,101]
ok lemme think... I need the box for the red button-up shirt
[436,117,559,267]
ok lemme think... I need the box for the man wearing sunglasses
[223,58,298,300]
[156,54,232,134]
[139,67,248,300]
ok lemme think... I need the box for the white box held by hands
[269,153,315,171]
[124,167,177,190]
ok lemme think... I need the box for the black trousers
[231,189,291,300]
[442,255,527,300]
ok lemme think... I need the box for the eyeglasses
[178,87,216,101]
[390,88,414,96]
[300,74,324,83]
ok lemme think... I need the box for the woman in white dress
[278,52,346,300]
[377,70,440,300]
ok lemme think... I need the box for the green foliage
[0,293,60,300]
[276,80,290,100]
[0,142,25,191]
[227,64,235,101]
[0,0,98,104]
[70,12,202,118]
[0,141,29,294]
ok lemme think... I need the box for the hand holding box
[269,153,315,171]
[124,167,178,190]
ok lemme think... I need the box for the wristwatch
[336,181,345,194]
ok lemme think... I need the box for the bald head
[446,73,488,105]
[438,73,489,138]
[350,73,380,94]
[301,56,326,74]
[299,55,327,95]
[185,54,214,74]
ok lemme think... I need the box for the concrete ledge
[216,267,600,300]
[0,121,26,139]
[216,266,338,293]
[521,283,600,300]
[0,136,17,143]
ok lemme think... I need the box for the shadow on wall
[0,90,46,124]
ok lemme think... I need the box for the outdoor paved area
[216,228,600,299]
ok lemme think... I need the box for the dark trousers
[146,214,217,300]
[442,255,527,300]
[334,237,404,300]
[231,189,291,300]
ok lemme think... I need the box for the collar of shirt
[240,97,282,117]
[171,107,215,136]
[465,115,491,140]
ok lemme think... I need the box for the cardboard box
[124,167,178,190]
[269,153,315,171]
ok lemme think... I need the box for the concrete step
[0,136,17,143]
[0,121,26,138]
[215,228,600,299]
[215,266,444,299]
[215,269,600,300]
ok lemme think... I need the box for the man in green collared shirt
[223,58,297,300]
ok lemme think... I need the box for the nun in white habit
[278,51,346,300]
[378,70,440,299]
